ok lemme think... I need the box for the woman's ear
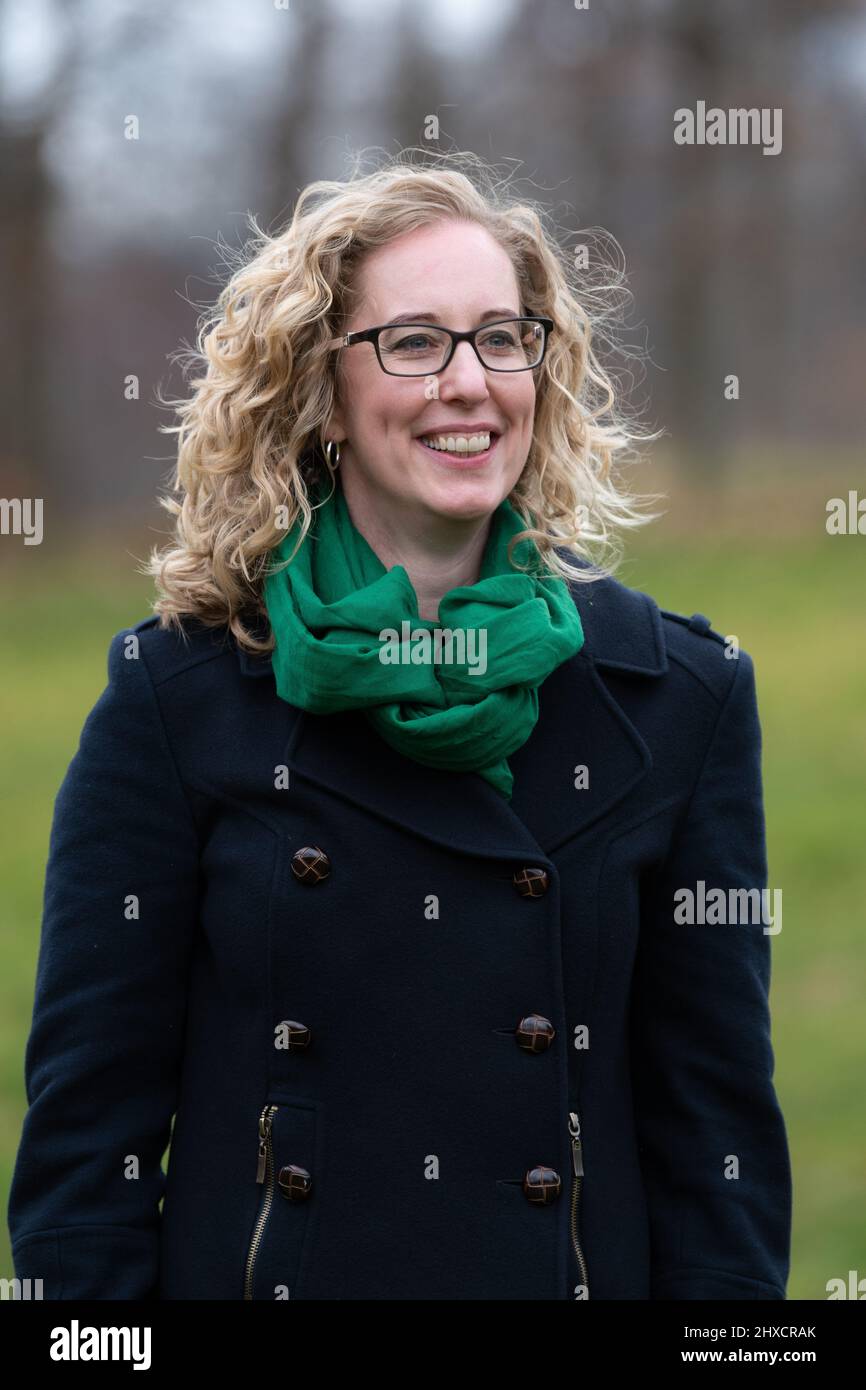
[324,406,346,441]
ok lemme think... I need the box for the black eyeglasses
[327,316,554,376]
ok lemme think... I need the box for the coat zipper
[568,1110,590,1297]
[243,1103,278,1300]
[247,1103,584,1298]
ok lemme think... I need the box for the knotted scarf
[261,474,584,799]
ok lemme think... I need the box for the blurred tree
[0,0,83,498]
[255,2,331,235]
[664,2,733,477]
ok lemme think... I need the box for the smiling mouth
[416,430,500,460]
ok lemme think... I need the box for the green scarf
[261,474,584,799]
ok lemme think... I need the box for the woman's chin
[418,484,505,523]
[410,466,513,520]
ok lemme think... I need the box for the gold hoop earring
[324,440,341,469]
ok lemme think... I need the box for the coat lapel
[506,579,667,854]
[236,575,667,862]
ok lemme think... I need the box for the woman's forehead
[350,224,521,322]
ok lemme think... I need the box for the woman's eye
[481,331,517,349]
[395,334,434,351]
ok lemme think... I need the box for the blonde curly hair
[144,147,662,656]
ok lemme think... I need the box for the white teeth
[420,431,492,454]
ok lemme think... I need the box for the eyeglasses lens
[377,320,544,374]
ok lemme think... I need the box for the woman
[8,153,792,1300]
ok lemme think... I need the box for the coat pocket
[243,1098,318,1300]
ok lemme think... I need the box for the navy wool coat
[8,570,793,1300]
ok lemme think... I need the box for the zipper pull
[568,1110,584,1177]
[256,1106,274,1183]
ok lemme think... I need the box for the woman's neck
[339,471,492,622]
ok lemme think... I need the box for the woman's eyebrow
[384,307,521,326]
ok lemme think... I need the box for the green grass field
[2,504,864,1300]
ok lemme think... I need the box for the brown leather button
[515,1015,555,1052]
[513,866,549,898]
[291,846,331,884]
[283,1021,311,1051]
[522,1166,561,1205]
[277,1165,312,1201]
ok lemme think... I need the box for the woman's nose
[439,339,490,394]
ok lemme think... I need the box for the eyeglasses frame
[326,316,555,376]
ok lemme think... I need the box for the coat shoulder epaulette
[658,608,728,647]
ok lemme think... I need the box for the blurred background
[1,0,864,1300]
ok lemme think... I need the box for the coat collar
[236,570,667,862]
